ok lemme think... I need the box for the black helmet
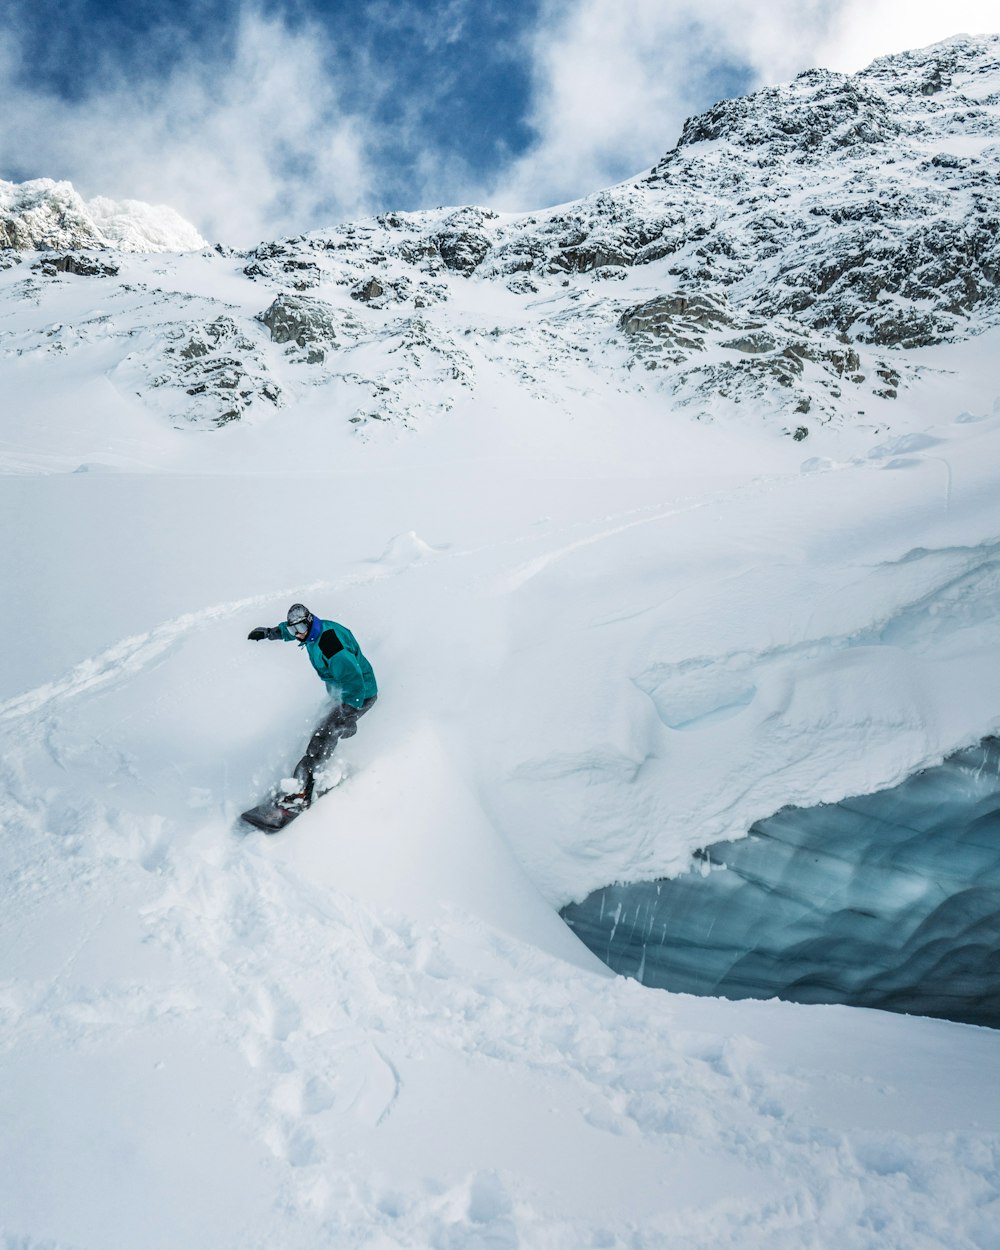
[286,603,313,634]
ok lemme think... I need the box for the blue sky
[1,0,996,243]
[7,1,543,191]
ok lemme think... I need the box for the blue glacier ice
[562,738,1000,1028]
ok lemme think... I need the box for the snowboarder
[247,603,377,815]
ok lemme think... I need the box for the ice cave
[562,738,1000,1028]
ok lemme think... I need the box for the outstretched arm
[247,626,282,640]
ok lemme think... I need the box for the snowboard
[240,761,348,833]
[240,796,307,832]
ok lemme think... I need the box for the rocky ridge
[0,35,997,433]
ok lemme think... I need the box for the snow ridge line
[492,460,859,591]
[0,584,325,726]
[0,530,464,727]
[0,463,863,728]
[502,498,713,591]
[0,472,810,726]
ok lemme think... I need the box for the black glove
[248,627,280,640]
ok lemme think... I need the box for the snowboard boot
[276,791,309,814]
[277,773,314,814]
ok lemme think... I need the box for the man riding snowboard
[248,603,377,813]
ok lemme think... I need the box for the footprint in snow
[257,985,302,1042]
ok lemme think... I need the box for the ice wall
[562,738,1000,1028]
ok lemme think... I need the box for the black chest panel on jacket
[318,628,344,660]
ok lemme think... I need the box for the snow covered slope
[2,34,1000,1250]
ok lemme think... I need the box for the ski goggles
[287,616,311,634]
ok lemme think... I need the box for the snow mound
[375,530,448,569]
[273,722,602,966]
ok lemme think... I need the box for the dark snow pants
[293,696,377,797]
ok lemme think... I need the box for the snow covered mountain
[0,177,207,253]
[2,34,998,443]
[2,34,1000,1250]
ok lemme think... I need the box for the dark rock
[33,253,119,278]
[554,245,633,273]
[249,241,289,261]
[433,207,497,274]
[722,331,780,354]
[241,241,308,284]
[436,230,491,274]
[351,276,385,303]
[826,348,862,375]
[669,72,901,160]
[281,259,319,289]
[620,293,735,345]
[258,293,339,359]
[857,306,947,348]
[156,316,280,426]
[397,238,442,265]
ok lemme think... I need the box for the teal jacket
[277,618,378,708]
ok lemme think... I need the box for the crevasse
[562,737,1000,1028]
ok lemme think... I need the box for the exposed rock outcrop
[32,254,120,278]
[258,293,346,363]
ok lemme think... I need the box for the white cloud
[489,0,1000,211]
[0,9,378,245]
[816,0,999,70]
[486,0,825,211]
